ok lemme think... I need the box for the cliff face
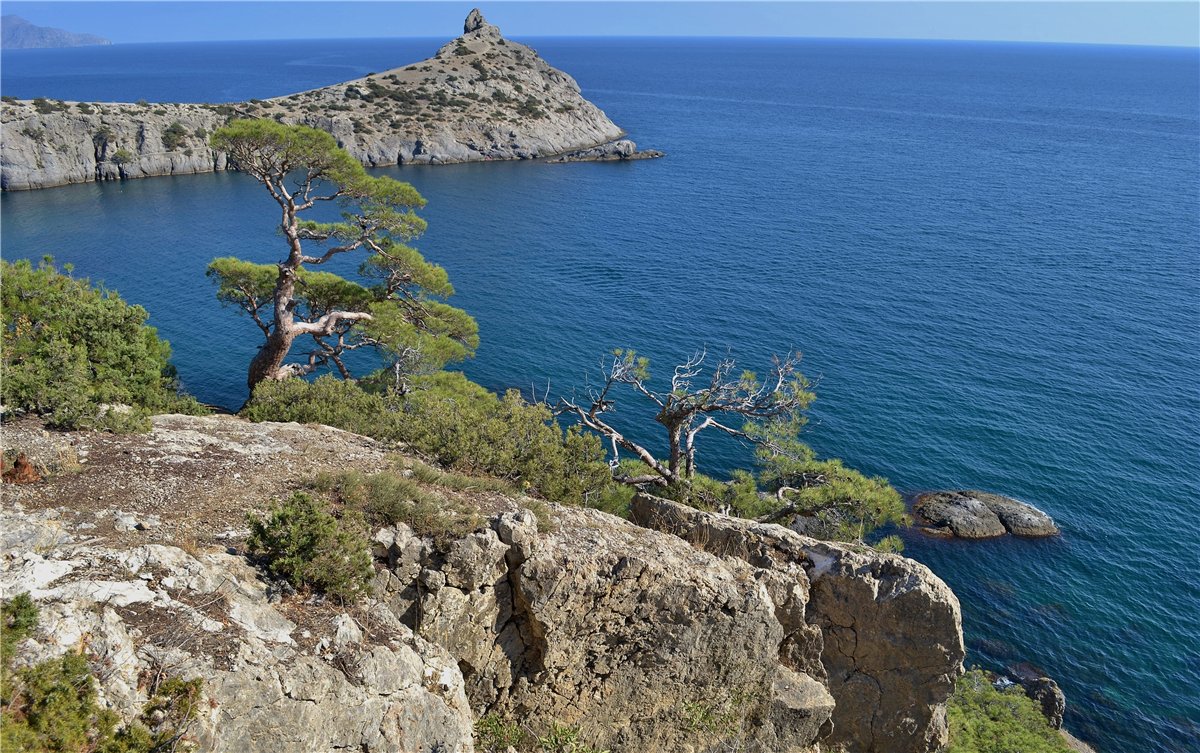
[0,10,635,191]
[1,414,963,753]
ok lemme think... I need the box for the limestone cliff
[1,414,963,753]
[0,10,653,191]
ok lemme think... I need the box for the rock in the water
[973,491,1059,536]
[546,138,665,162]
[1008,662,1067,729]
[914,491,1058,538]
[913,492,1007,538]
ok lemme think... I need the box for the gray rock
[1008,662,1067,729]
[464,8,488,33]
[914,491,1058,539]
[546,138,665,163]
[972,491,1059,537]
[630,493,965,753]
[1,505,474,753]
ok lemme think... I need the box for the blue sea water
[3,37,1198,752]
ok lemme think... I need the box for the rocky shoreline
[2,413,962,753]
[0,9,662,191]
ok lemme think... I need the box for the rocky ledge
[913,490,1059,539]
[0,9,661,191]
[545,138,664,163]
[2,414,963,752]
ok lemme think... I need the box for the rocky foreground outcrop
[913,490,1059,539]
[0,9,659,191]
[2,414,963,753]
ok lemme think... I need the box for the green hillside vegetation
[1,258,205,431]
[948,670,1072,753]
[1,594,203,753]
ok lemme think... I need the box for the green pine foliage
[1,595,203,753]
[247,492,374,601]
[947,670,1072,753]
[1,259,205,431]
[762,457,908,544]
[161,121,189,150]
[242,372,610,506]
[310,468,483,544]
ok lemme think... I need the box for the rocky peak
[464,8,489,34]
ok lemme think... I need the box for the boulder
[914,491,1058,538]
[1007,662,1067,729]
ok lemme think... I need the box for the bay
[3,36,1198,751]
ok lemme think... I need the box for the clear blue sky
[4,2,1197,47]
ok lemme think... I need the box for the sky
[2,1,1197,47]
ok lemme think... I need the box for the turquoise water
[3,38,1198,751]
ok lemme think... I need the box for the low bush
[243,372,610,506]
[476,713,522,752]
[161,121,188,150]
[247,492,374,601]
[947,669,1071,753]
[1,595,203,753]
[1,259,204,431]
[312,468,482,544]
[759,450,908,547]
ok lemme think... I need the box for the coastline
[0,10,659,191]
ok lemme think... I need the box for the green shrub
[1,259,205,431]
[241,374,402,439]
[315,468,482,544]
[1,595,202,753]
[537,723,609,753]
[1,593,38,664]
[948,670,1071,753]
[161,121,188,150]
[247,492,374,600]
[111,148,135,164]
[759,454,908,546]
[476,713,523,752]
[243,372,610,506]
[391,372,609,504]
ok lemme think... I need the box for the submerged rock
[913,490,1059,539]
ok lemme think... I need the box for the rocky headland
[2,413,964,753]
[1,15,110,49]
[0,9,661,191]
[913,490,1059,539]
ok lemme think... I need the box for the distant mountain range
[2,15,110,49]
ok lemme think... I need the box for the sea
[2,36,1197,752]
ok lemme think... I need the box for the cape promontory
[0,9,659,191]
[1,14,111,49]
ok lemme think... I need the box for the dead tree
[557,349,814,488]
